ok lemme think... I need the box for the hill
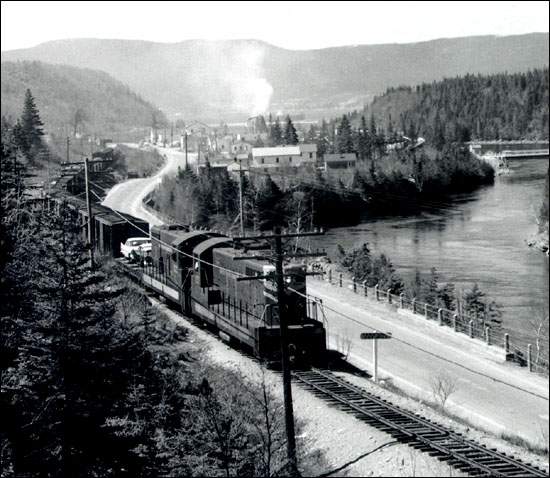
[2,34,548,121]
[1,61,165,138]
[363,68,550,143]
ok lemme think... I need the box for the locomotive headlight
[285,277,292,283]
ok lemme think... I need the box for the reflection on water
[312,158,549,347]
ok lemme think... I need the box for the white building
[251,144,318,170]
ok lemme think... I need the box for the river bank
[309,158,549,353]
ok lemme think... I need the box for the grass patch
[500,432,549,457]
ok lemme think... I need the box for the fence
[316,270,549,376]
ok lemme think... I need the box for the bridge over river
[468,141,549,170]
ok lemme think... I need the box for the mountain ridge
[2,33,548,121]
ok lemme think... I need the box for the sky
[1,0,549,51]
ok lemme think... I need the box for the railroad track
[292,368,548,477]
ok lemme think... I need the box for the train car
[140,223,326,365]
[48,193,149,257]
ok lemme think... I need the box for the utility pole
[170,122,174,147]
[274,227,298,475]
[185,131,188,170]
[233,228,325,476]
[238,158,244,235]
[84,157,94,268]
[66,136,70,163]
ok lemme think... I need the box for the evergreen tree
[269,117,283,146]
[20,89,44,156]
[283,116,299,145]
[317,120,330,157]
[255,175,284,230]
[357,116,370,160]
[336,115,354,153]
[305,124,317,144]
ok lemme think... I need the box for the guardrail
[314,269,549,376]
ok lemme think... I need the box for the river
[311,157,549,349]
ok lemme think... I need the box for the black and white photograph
[1,1,549,476]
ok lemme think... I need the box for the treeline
[153,142,494,231]
[152,165,361,231]
[362,68,549,146]
[1,109,327,476]
[336,243,502,328]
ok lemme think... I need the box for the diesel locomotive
[140,224,327,364]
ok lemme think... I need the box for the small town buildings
[323,153,357,170]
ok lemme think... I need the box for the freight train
[47,194,327,365]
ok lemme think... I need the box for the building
[300,143,318,162]
[323,153,357,170]
[230,140,253,155]
[251,144,318,171]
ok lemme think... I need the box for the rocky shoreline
[527,231,549,255]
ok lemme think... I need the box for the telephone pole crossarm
[232,229,325,242]
[236,274,274,282]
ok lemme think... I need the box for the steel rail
[292,368,548,477]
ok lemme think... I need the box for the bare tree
[430,371,458,408]
[528,306,549,374]
[335,333,353,361]
[244,364,287,477]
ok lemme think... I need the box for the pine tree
[317,120,330,157]
[20,89,44,156]
[269,117,283,146]
[336,115,354,153]
[255,175,284,230]
[283,116,299,145]
[357,116,370,160]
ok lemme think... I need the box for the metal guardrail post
[485,326,490,345]
[375,284,379,301]
[469,320,474,338]
[387,289,392,304]
[328,269,332,284]
[353,278,357,293]
[363,281,368,297]
[412,298,416,314]
[438,308,443,325]
[399,293,404,308]
[339,273,343,287]
[453,313,458,332]
[504,333,510,354]
[527,344,533,372]
[424,303,428,318]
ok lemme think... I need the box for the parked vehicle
[120,237,151,259]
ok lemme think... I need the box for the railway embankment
[150,295,549,476]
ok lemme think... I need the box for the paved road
[308,278,549,447]
[102,145,193,226]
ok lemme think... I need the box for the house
[323,153,357,170]
[251,144,318,171]
[300,143,318,162]
[230,140,253,155]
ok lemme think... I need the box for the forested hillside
[2,34,548,120]
[363,68,549,144]
[1,61,165,137]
